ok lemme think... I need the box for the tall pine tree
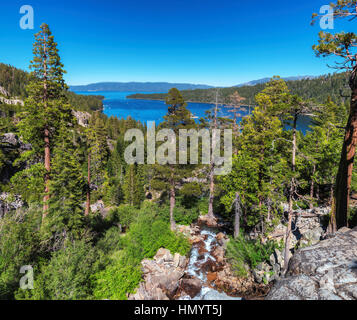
[17,24,73,220]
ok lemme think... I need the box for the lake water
[73,91,312,133]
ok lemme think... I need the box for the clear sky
[0,0,351,86]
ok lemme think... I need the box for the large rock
[268,207,330,250]
[129,248,187,300]
[180,278,202,298]
[266,227,357,300]
[72,110,91,127]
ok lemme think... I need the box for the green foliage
[124,211,191,259]
[44,128,86,238]
[226,234,282,277]
[93,253,142,300]
[17,240,101,300]
[0,208,41,299]
[219,104,287,231]
[173,205,200,226]
[93,204,191,300]
[106,205,139,229]
[123,164,145,207]
[10,162,45,204]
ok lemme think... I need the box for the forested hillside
[0,63,104,112]
[127,72,350,106]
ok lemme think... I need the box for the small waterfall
[180,227,241,300]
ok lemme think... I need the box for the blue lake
[73,91,312,133]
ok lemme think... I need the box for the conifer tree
[123,164,144,207]
[312,1,357,230]
[219,105,286,235]
[85,112,108,209]
[152,88,196,230]
[45,126,85,241]
[17,24,73,220]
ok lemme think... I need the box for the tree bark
[85,152,91,216]
[169,166,176,231]
[43,126,50,217]
[309,164,316,209]
[207,94,219,219]
[207,161,215,219]
[283,113,297,272]
[42,36,50,220]
[333,69,357,229]
[234,192,240,239]
[169,184,176,231]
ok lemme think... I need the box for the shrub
[16,240,101,300]
[106,205,139,229]
[0,208,41,299]
[93,207,191,300]
[226,234,281,278]
[173,205,199,226]
[93,252,142,300]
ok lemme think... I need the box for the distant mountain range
[70,76,317,93]
[235,76,316,87]
[69,82,214,93]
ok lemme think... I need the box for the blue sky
[0,0,351,86]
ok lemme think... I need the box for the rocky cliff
[266,227,357,300]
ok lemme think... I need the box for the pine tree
[84,112,109,211]
[123,164,144,207]
[44,126,85,247]
[152,88,196,230]
[312,1,357,230]
[17,24,73,220]
[219,105,286,235]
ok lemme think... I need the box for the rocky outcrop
[0,86,24,106]
[268,207,330,250]
[0,193,24,218]
[251,248,285,285]
[198,214,219,228]
[0,133,30,152]
[0,96,24,106]
[0,133,31,184]
[129,248,188,300]
[266,227,357,300]
[72,110,91,127]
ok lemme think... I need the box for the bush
[226,234,282,278]
[95,226,124,255]
[173,205,200,226]
[16,240,101,300]
[106,205,139,229]
[93,206,191,299]
[93,252,142,300]
[0,208,41,299]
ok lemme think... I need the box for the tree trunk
[333,69,357,229]
[283,113,297,272]
[85,152,91,216]
[234,193,240,239]
[42,35,50,220]
[207,95,219,219]
[43,126,50,218]
[169,166,176,231]
[207,162,215,219]
[309,164,316,209]
[169,184,176,231]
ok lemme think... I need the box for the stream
[179,227,242,300]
